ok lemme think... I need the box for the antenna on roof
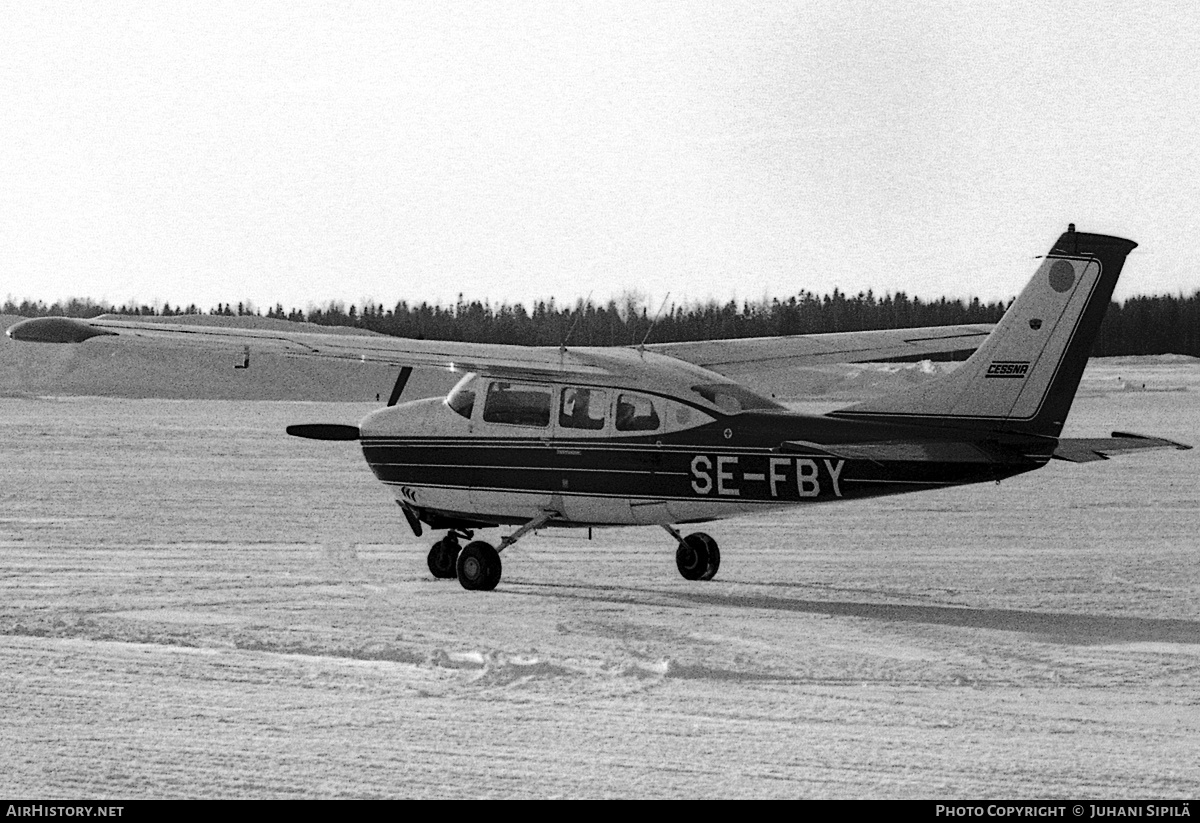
[638,292,671,354]
[560,291,592,353]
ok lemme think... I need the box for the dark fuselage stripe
[366,445,1000,505]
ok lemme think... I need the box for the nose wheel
[426,535,461,579]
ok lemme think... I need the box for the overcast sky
[4,1,1199,314]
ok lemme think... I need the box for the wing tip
[6,317,117,344]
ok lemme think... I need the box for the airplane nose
[359,397,443,439]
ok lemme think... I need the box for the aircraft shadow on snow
[512,580,1200,646]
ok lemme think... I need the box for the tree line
[5,290,1199,357]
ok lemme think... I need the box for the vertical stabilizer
[832,227,1137,437]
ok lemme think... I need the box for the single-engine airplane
[8,226,1190,591]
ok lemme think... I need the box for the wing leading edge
[6,315,612,378]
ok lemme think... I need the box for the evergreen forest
[5,289,1199,358]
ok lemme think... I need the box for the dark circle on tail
[1049,260,1076,293]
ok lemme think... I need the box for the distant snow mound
[1092,354,1200,365]
[744,359,960,402]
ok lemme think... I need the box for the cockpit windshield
[445,372,478,419]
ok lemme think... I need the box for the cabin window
[615,393,660,432]
[483,381,552,427]
[445,372,478,419]
[560,387,607,430]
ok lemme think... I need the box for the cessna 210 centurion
[8,227,1190,591]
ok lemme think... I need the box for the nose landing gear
[426,534,462,579]
[428,510,558,591]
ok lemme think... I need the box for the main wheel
[427,538,459,579]
[457,541,502,591]
[676,532,720,581]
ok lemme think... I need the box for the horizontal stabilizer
[286,423,361,441]
[1052,431,1192,462]
[780,438,1001,464]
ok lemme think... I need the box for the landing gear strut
[663,526,720,581]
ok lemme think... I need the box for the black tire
[697,533,720,581]
[676,533,708,580]
[427,538,459,579]
[676,532,720,581]
[457,541,502,591]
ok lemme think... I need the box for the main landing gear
[427,518,720,590]
[663,525,720,581]
[427,511,556,592]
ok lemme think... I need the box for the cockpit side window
[615,393,661,432]
[445,372,477,420]
[560,387,607,430]
[483,381,552,427]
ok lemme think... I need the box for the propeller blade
[286,423,360,441]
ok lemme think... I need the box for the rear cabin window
[483,381,552,427]
[615,393,661,432]
[559,387,607,430]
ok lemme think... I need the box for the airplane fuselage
[359,386,1046,529]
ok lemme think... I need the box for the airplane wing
[643,323,993,377]
[7,315,994,380]
[5,315,612,377]
[1051,431,1193,462]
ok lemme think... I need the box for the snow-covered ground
[1,358,1197,798]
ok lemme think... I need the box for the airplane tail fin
[831,226,1138,437]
